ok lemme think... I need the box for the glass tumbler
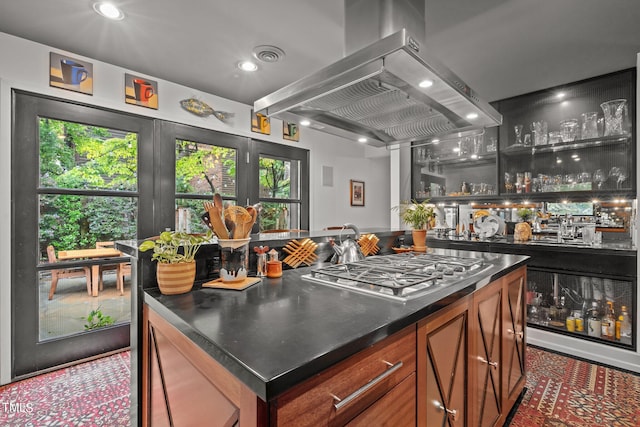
[600,99,629,136]
[531,121,548,145]
[580,112,599,139]
[560,119,579,142]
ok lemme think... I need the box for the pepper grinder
[254,245,269,277]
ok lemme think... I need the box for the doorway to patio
[12,91,154,380]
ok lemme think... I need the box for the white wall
[0,31,392,384]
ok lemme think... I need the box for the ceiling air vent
[252,45,286,63]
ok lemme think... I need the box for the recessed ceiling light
[93,2,124,20]
[431,138,440,144]
[300,120,311,126]
[357,137,367,143]
[237,61,258,72]
[418,79,434,88]
[466,112,479,120]
[556,92,566,99]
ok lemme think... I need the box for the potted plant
[516,208,533,222]
[393,199,435,250]
[139,230,212,295]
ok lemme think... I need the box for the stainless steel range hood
[254,0,502,147]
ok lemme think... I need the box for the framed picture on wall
[350,180,365,206]
[283,121,299,141]
[49,52,93,95]
[125,73,158,109]
[251,109,271,135]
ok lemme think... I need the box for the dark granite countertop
[141,247,528,402]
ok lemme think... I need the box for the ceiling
[1,0,639,107]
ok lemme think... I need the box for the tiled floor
[39,272,131,340]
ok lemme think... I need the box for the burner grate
[308,253,484,298]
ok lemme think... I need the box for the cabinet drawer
[346,373,416,426]
[273,326,416,427]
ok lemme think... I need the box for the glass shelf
[501,134,630,157]
[423,152,496,166]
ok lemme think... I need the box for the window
[252,140,309,232]
[166,123,309,234]
[38,119,139,258]
[175,140,238,234]
[37,119,139,340]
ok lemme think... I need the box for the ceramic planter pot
[156,261,196,295]
[412,229,427,251]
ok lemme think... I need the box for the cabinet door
[472,282,503,427]
[502,268,527,410]
[497,68,635,199]
[418,295,470,427]
[142,305,264,427]
[411,127,499,202]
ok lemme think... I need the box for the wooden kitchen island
[119,237,528,427]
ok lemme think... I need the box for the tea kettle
[330,223,365,264]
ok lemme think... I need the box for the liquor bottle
[559,295,570,321]
[620,305,632,338]
[601,301,616,339]
[587,302,601,338]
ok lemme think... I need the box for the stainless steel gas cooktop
[302,253,490,302]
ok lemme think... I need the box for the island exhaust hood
[254,0,502,147]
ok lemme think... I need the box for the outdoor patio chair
[46,245,91,300]
[96,241,130,295]
[116,262,131,295]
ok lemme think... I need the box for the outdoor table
[57,248,122,297]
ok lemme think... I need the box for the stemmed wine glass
[593,169,606,190]
[609,166,627,189]
[617,167,628,188]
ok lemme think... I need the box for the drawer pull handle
[438,403,459,421]
[508,329,524,339]
[480,357,498,369]
[332,360,403,411]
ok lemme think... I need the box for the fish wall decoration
[180,98,234,123]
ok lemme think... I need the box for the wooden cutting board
[202,277,262,290]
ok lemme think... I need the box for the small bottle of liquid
[620,305,632,338]
[601,301,616,339]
